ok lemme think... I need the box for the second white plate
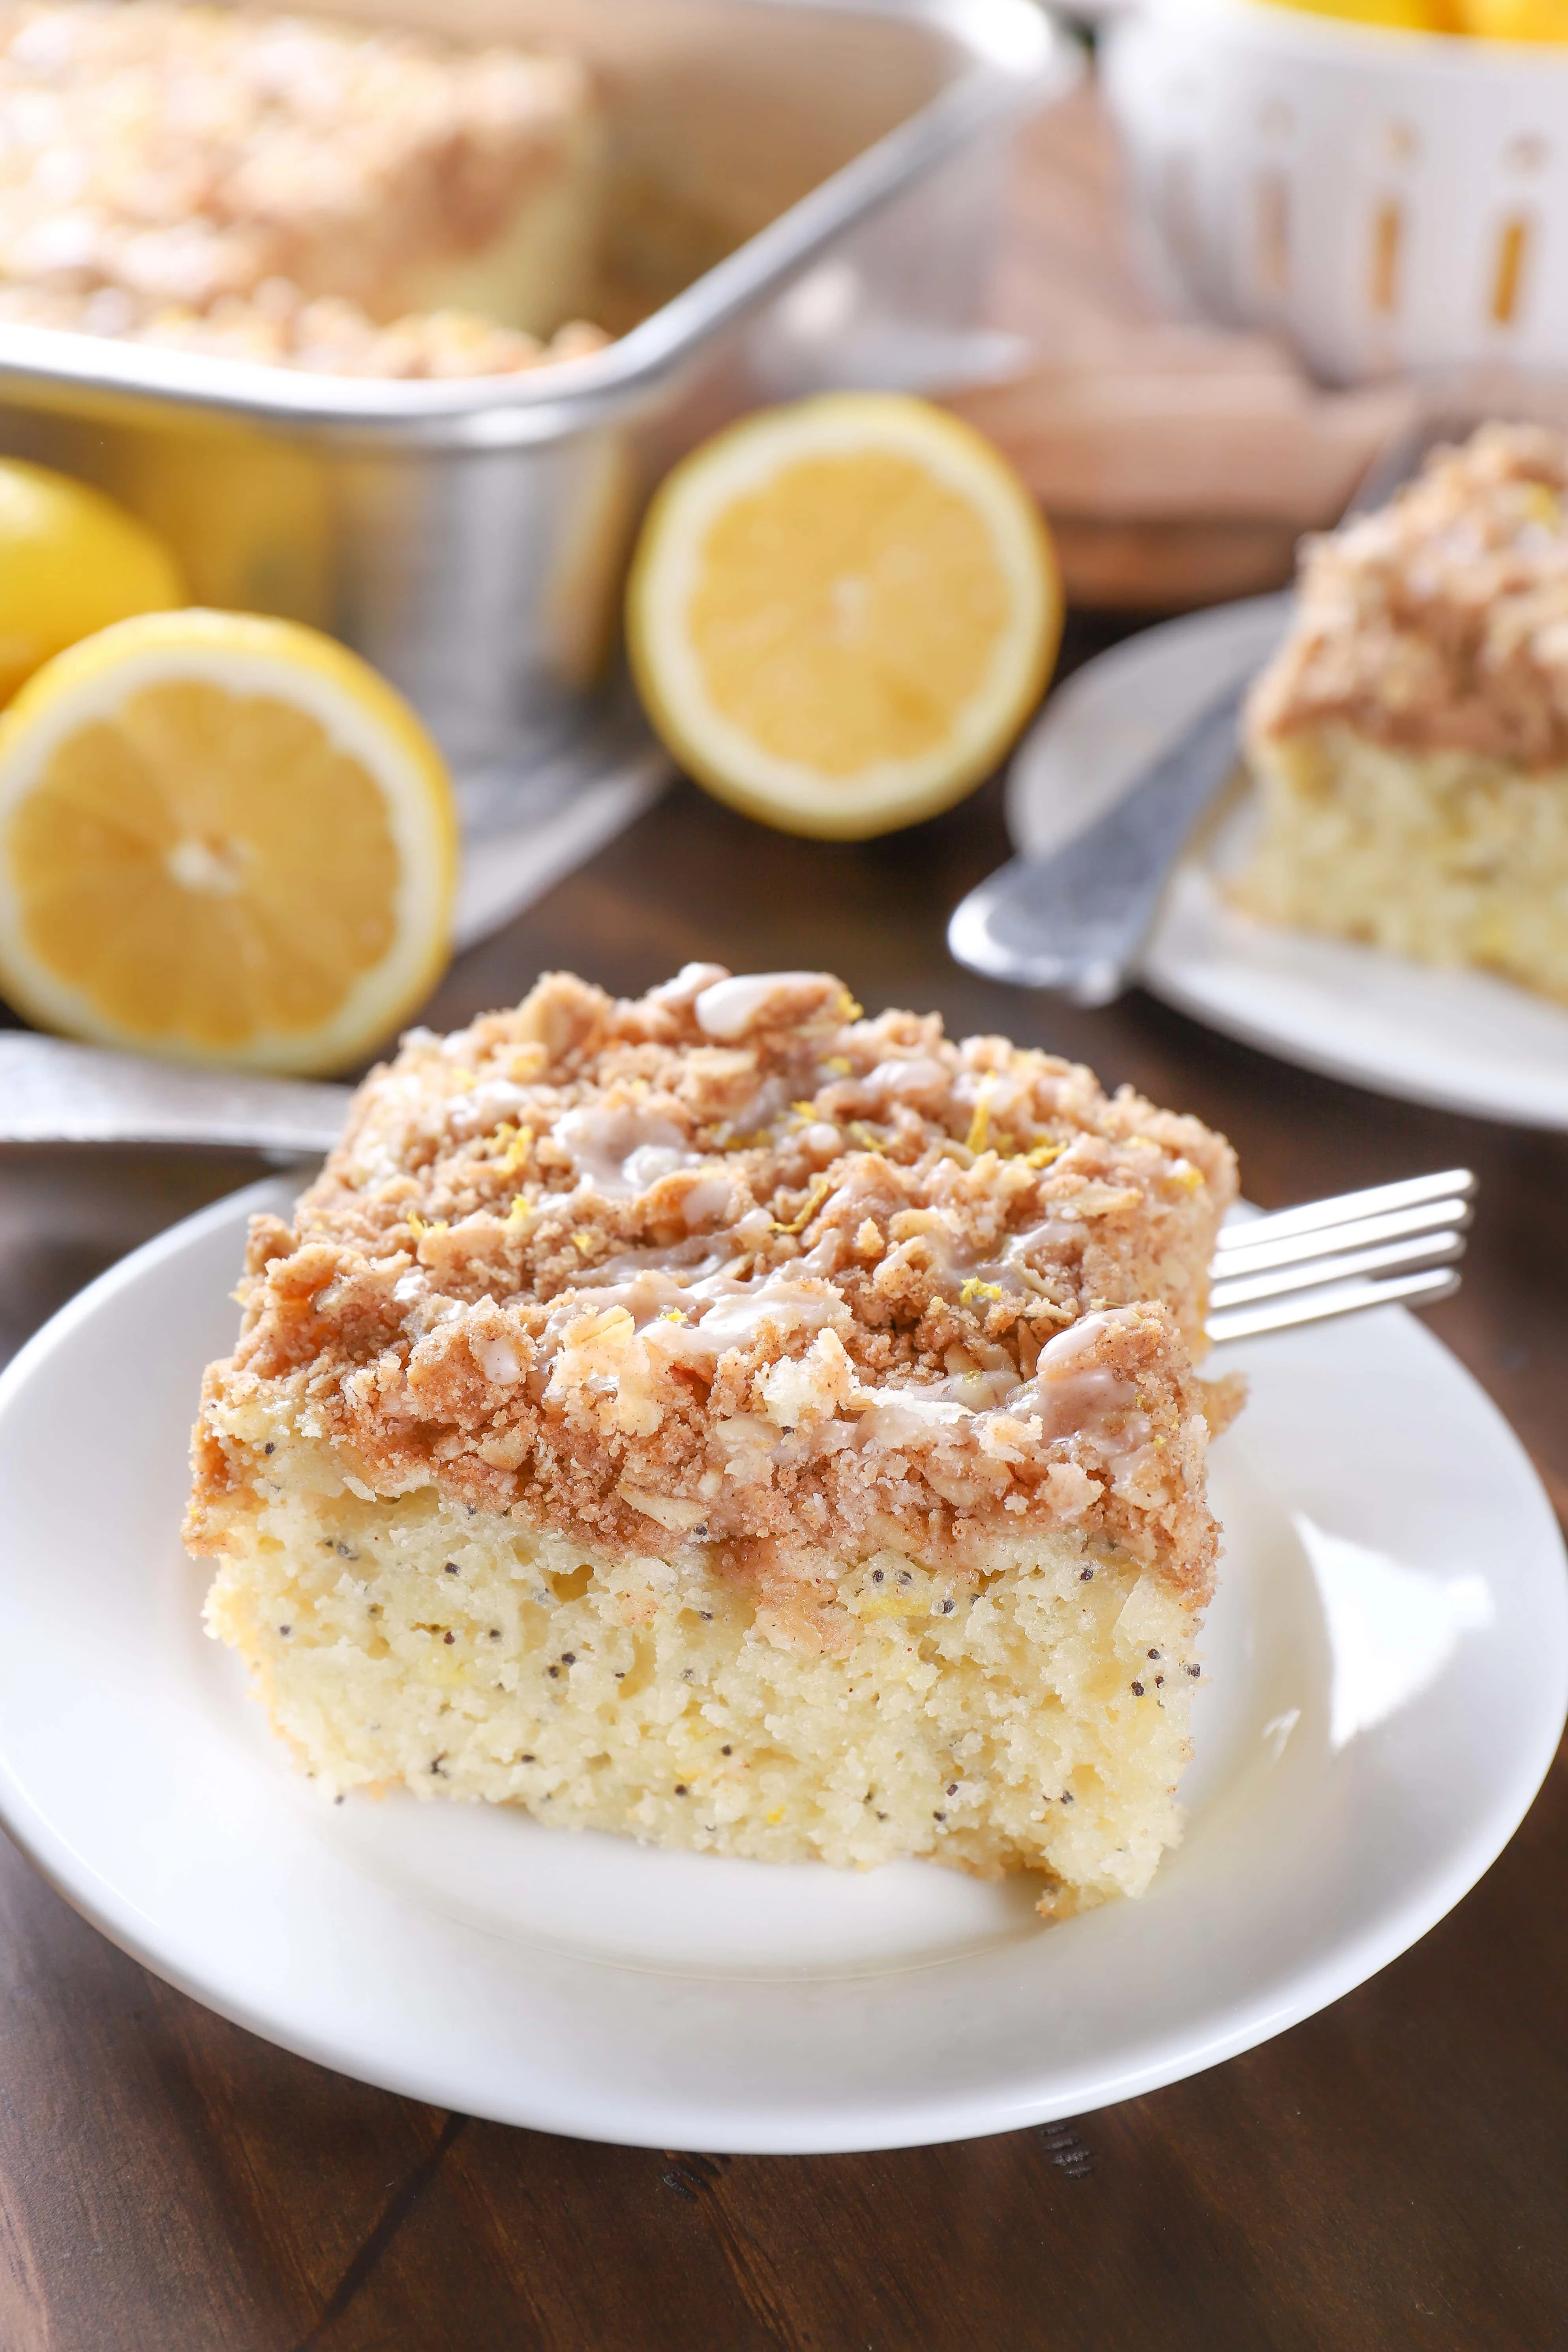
[1008,595,1568,1129]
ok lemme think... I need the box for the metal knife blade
[947,678,1247,1007]
[0,1032,351,1153]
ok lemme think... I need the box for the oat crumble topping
[1249,422,1568,767]
[188,968,1237,1639]
[0,0,600,376]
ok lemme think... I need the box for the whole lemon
[0,459,186,703]
[1457,0,1568,34]
[1258,0,1457,24]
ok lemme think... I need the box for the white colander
[1103,0,1568,384]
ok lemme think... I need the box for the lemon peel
[772,1175,834,1235]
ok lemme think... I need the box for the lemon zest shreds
[965,1082,994,1155]
[773,1175,834,1235]
[495,1124,533,1177]
[959,1277,1004,1305]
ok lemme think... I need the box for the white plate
[1008,596,1568,1129]
[0,1178,1562,2153]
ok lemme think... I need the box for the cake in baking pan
[186,967,1240,1915]
[1239,422,1568,1003]
[0,0,607,376]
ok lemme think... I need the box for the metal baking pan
[0,0,1078,813]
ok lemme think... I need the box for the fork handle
[947,681,1246,1005]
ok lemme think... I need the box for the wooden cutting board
[949,83,1414,608]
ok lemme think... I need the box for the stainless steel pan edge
[0,0,1080,814]
[0,0,1077,446]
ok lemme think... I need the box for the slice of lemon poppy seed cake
[1238,422,1568,1003]
[187,966,1240,1914]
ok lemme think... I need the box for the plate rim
[1142,928,1566,1130]
[0,1177,1563,2153]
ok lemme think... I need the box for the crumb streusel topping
[1249,422,1568,767]
[0,278,608,377]
[0,0,598,376]
[188,968,1237,1638]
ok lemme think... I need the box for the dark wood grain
[2,620,1566,2348]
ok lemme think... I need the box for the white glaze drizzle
[694,971,833,1041]
[552,1101,695,1198]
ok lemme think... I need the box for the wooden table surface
[0,610,1564,2351]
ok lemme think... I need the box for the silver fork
[0,1034,1474,1344]
[945,413,1453,1004]
[1207,1168,1474,1344]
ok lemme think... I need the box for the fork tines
[1206,1169,1476,1345]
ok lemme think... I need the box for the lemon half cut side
[627,392,1063,840]
[0,609,457,1075]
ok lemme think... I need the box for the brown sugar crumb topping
[0,0,600,377]
[188,967,1237,1638]
[1249,422,1568,768]
[0,279,608,379]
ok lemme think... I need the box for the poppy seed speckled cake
[186,966,1240,1914]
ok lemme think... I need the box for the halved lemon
[626,392,1062,839]
[0,609,457,1075]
